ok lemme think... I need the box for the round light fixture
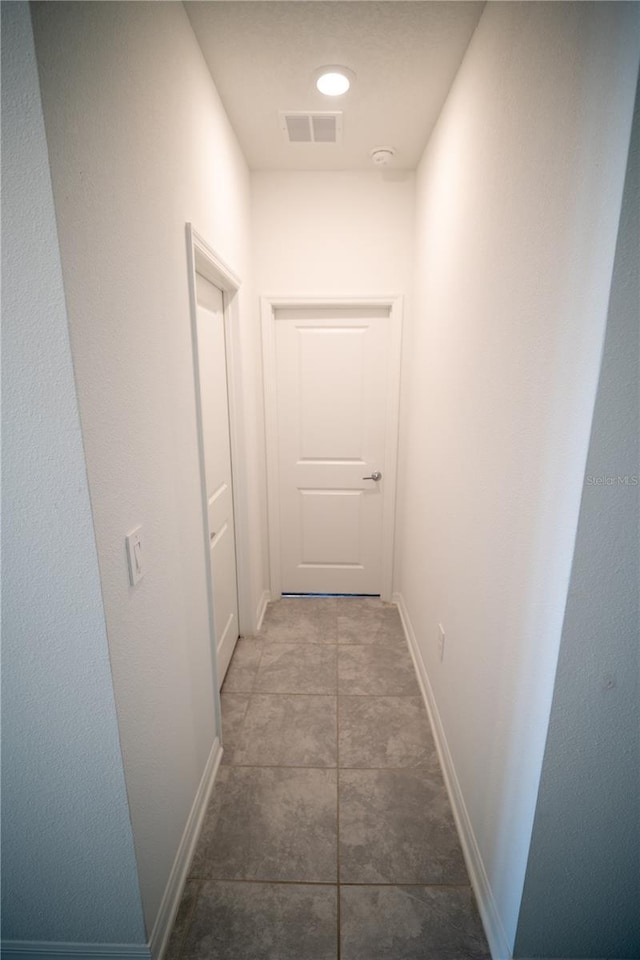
[315,66,354,97]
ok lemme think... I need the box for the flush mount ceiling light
[315,66,354,97]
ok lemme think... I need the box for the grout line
[223,691,426,700]
[221,761,441,774]
[338,881,474,889]
[222,689,421,698]
[188,875,338,887]
[186,875,472,890]
[251,688,338,696]
[255,640,406,647]
[271,637,333,646]
[221,762,337,771]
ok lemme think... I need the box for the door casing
[186,224,251,709]
[261,295,403,601]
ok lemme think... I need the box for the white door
[196,273,239,686]
[271,305,400,596]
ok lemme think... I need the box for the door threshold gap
[281,593,381,598]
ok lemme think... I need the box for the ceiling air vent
[279,112,343,145]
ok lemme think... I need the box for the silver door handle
[362,471,382,481]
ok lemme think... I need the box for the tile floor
[166,597,490,960]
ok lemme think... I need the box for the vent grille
[312,115,337,143]
[280,112,343,145]
[285,115,312,143]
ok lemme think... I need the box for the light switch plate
[126,526,144,586]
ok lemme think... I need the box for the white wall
[396,1,640,953]
[30,0,265,935]
[251,170,415,296]
[515,77,640,960]
[1,2,145,946]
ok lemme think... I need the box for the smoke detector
[370,146,396,166]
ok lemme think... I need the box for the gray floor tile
[176,602,478,959]
[260,597,337,643]
[336,598,405,645]
[255,643,337,694]
[165,878,200,960]
[220,694,249,765]
[182,881,338,960]
[220,639,263,693]
[339,696,439,771]
[338,644,420,696]
[339,769,468,884]
[190,766,337,882]
[340,885,490,960]
[230,694,337,767]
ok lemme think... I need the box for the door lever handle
[362,471,382,481]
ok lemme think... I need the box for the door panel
[274,306,393,595]
[299,327,365,459]
[196,273,239,686]
[299,489,363,564]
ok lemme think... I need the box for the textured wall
[397,1,640,950]
[1,2,145,944]
[30,0,262,933]
[515,77,640,960]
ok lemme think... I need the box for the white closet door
[196,273,238,685]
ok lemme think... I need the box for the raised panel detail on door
[196,273,239,686]
[299,489,363,565]
[299,328,365,460]
[272,305,398,596]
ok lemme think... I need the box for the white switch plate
[438,623,446,662]
[126,526,144,586]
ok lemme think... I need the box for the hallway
[5,4,640,954]
[166,598,490,959]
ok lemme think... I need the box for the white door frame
[186,224,252,698]
[261,295,403,602]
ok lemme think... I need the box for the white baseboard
[148,737,223,960]
[0,944,150,959]
[392,592,513,960]
[255,589,271,633]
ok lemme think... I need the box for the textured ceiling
[185,1,484,171]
